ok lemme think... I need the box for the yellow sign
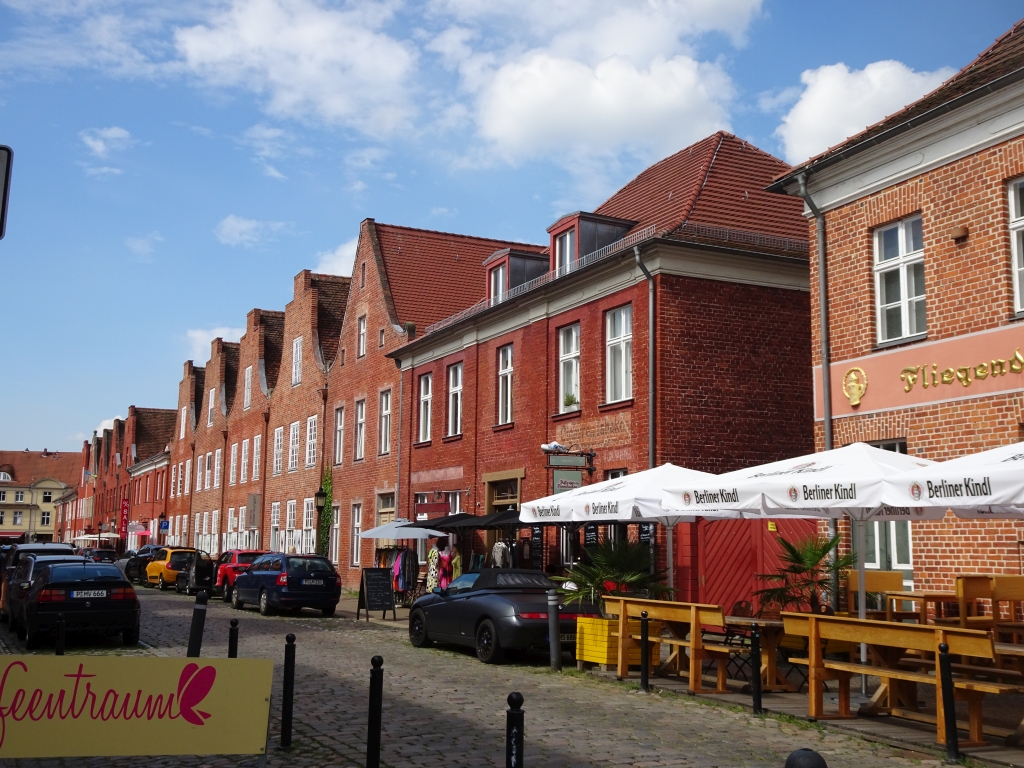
[900,347,1024,392]
[0,656,273,758]
[842,367,868,406]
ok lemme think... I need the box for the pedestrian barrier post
[228,618,239,658]
[639,610,650,692]
[55,613,65,656]
[547,589,561,672]
[186,590,209,658]
[280,633,296,749]
[750,623,762,714]
[938,642,960,763]
[506,692,525,768]
[366,655,384,768]
[784,747,828,767]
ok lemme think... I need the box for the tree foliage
[553,540,670,616]
[754,534,856,613]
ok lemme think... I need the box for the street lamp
[314,486,327,514]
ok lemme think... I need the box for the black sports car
[408,569,597,663]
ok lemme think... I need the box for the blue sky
[0,0,1020,451]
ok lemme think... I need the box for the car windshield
[47,564,126,584]
[287,557,333,573]
[169,552,193,569]
[494,572,555,589]
[237,553,261,565]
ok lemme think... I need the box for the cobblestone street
[0,588,945,768]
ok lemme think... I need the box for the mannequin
[439,538,453,590]
[426,538,441,592]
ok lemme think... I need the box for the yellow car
[145,548,196,590]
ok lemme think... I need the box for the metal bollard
[55,613,66,656]
[185,590,209,658]
[750,623,763,714]
[280,633,296,749]
[547,589,561,672]
[938,642,960,763]
[228,618,239,658]
[640,610,650,692]
[784,748,828,768]
[506,692,525,768]
[366,655,384,768]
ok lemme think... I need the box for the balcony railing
[671,221,808,254]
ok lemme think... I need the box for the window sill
[379,452,391,457]
[442,434,462,443]
[872,333,927,352]
[492,422,515,433]
[551,409,582,423]
[598,398,634,413]
[1012,310,1024,322]
[413,440,431,449]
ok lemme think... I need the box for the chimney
[404,322,416,340]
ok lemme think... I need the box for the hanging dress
[426,546,440,591]
[438,550,453,590]
[451,550,462,580]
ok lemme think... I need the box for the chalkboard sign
[583,524,598,547]
[531,526,543,569]
[357,567,397,621]
[638,523,655,543]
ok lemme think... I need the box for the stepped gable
[133,408,176,461]
[0,450,79,486]
[372,222,546,330]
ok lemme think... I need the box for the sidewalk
[335,593,409,629]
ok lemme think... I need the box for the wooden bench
[783,612,1023,746]
[603,596,745,694]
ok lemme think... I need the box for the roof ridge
[374,221,544,249]
[679,133,726,228]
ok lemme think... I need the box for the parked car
[79,548,119,563]
[145,548,196,590]
[408,569,598,664]
[175,550,215,595]
[16,562,141,649]
[231,553,341,616]
[0,543,75,621]
[124,543,162,583]
[214,549,269,601]
[7,554,89,631]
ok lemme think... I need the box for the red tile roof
[595,132,805,243]
[779,18,1024,182]
[0,450,80,487]
[372,222,546,330]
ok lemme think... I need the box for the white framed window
[208,388,216,426]
[606,305,633,402]
[447,490,461,516]
[252,435,261,481]
[355,400,365,460]
[333,407,345,464]
[41,511,50,526]
[208,452,215,490]
[271,502,281,551]
[170,464,177,498]
[229,443,238,485]
[490,263,507,302]
[292,337,303,385]
[560,526,577,566]
[211,509,220,555]
[330,505,340,565]
[196,455,203,492]
[240,438,249,483]
[1009,179,1024,313]
[179,406,187,440]
[286,499,296,529]
[288,421,300,471]
[302,498,316,554]
[379,390,391,455]
[559,323,580,412]
[305,415,318,466]
[874,215,926,343]
[13,510,22,525]
[378,328,385,348]
[183,460,190,495]
[243,365,252,409]
[350,504,362,565]
[498,344,513,425]
[357,315,367,357]
[228,507,236,533]
[448,363,463,436]
[555,229,575,274]
[360,261,366,288]
[418,374,432,443]
[239,505,247,531]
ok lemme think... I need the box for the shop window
[606,305,632,402]
[559,324,580,412]
[497,345,513,425]
[874,216,926,343]
[1009,179,1024,313]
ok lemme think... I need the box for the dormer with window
[484,249,548,304]
[547,212,636,276]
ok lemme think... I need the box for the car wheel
[475,619,504,664]
[23,622,40,650]
[158,575,168,591]
[123,623,140,646]
[175,580,183,594]
[222,585,233,603]
[409,609,431,648]
[321,605,336,618]
[259,590,274,616]
[231,588,245,610]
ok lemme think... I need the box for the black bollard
[506,692,525,768]
[784,748,827,768]
[547,589,561,672]
[228,618,239,659]
[280,633,296,749]
[185,590,209,658]
[750,623,763,714]
[640,610,650,692]
[366,655,384,768]
[55,613,65,656]
[938,642,960,763]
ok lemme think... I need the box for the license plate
[302,579,323,586]
[71,590,106,599]
[559,633,576,643]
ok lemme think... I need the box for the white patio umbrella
[358,519,447,539]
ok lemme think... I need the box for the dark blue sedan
[231,553,341,617]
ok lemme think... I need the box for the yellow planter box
[576,616,660,666]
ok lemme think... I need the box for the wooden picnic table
[883,590,957,624]
[723,616,794,692]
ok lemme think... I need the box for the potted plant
[562,393,579,411]
[754,534,856,614]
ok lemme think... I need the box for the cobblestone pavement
[1,588,942,768]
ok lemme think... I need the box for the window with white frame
[240,438,249,483]
[292,337,303,385]
[14,510,22,526]
[379,390,391,455]
[286,499,296,529]
[560,526,577,565]
[184,460,190,495]
[271,502,281,551]
[355,400,366,460]
[305,415,318,466]
[448,363,463,436]
[559,323,580,412]
[498,344,513,425]
[418,374,432,442]
[379,328,385,348]
[212,509,220,555]
[357,316,367,357]
[555,229,575,274]
[208,388,216,426]
[351,504,362,565]
[170,464,177,498]
[180,406,187,440]
[414,492,430,564]
[490,264,507,302]
[273,426,284,475]
[288,421,300,471]
[330,505,340,564]
[228,507,236,533]
[229,443,238,485]
[875,215,926,343]
[1009,179,1024,313]
[606,305,632,402]
[196,455,203,492]
[301,498,315,553]
[210,452,217,489]
[333,407,344,464]
[41,510,50,526]
[446,490,461,516]
[252,435,261,481]
[243,365,252,409]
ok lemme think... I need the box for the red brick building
[166,361,206,548]
[769,21,1024,587]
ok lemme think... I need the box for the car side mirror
[432,587,442,595]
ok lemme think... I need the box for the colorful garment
[426,545,440,591]
[439,551,453,590]
[451,550,462,580]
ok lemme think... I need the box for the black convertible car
[408,569,597,663]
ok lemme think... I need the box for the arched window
[0,472,11,482]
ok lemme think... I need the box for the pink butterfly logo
[177,663,216,725]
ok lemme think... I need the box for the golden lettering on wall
[842,367,868,406]
[900,348,1024,393]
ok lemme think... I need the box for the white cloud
[214,214,285,247]
[94,415,124,435]
[242,123,289,158]
[184,326,245,360]
[80,125,133,156]
[314,236,358,276]
[81,165,123,176]
[775,60,956,165]
[431,206,457,217]
[125,230,164,259]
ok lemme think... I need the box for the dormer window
[0,472,10,482]
[490,263,507,303]
[555,229,575,275]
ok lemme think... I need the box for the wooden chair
[992,575,1024,642]
[935,575,994,630]
[843,569,904,619]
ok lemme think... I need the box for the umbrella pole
[856,517,868,696]
[666,523,674,597]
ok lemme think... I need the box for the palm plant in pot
[754,533,856,614]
